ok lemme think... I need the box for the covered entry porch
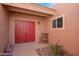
[2,3,55,55]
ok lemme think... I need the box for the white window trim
[51,15,65,30]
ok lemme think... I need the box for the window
[51,15,64,29]
[52,19,56,28]
[57,17,63,28]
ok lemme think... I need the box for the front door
[15,20,35,43]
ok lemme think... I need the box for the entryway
[13,42,48,56]
[15,20,35,43]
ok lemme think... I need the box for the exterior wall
[0,4,9,53]
[9,12,47,45]
[48,3,79,55]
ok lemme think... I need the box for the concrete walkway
[13,42,48,56]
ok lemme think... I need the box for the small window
[52,19,56,28]
[57,17,63,28]
[51,15,64,29]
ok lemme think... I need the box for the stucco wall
[0,4,9,53]
[48,3,79,55]
[9,12,48,45]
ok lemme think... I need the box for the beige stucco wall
[9,12,48,45]
[0,4,9,53]
[48,3,79,55]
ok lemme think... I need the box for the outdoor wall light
[38,21,40,25]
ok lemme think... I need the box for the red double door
[15,20,35,43]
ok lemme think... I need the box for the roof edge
[28,3,56,11]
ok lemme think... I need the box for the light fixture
[38,21,40,25]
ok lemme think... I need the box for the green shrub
[50,44,63,56]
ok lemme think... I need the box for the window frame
[51,15,65,30]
